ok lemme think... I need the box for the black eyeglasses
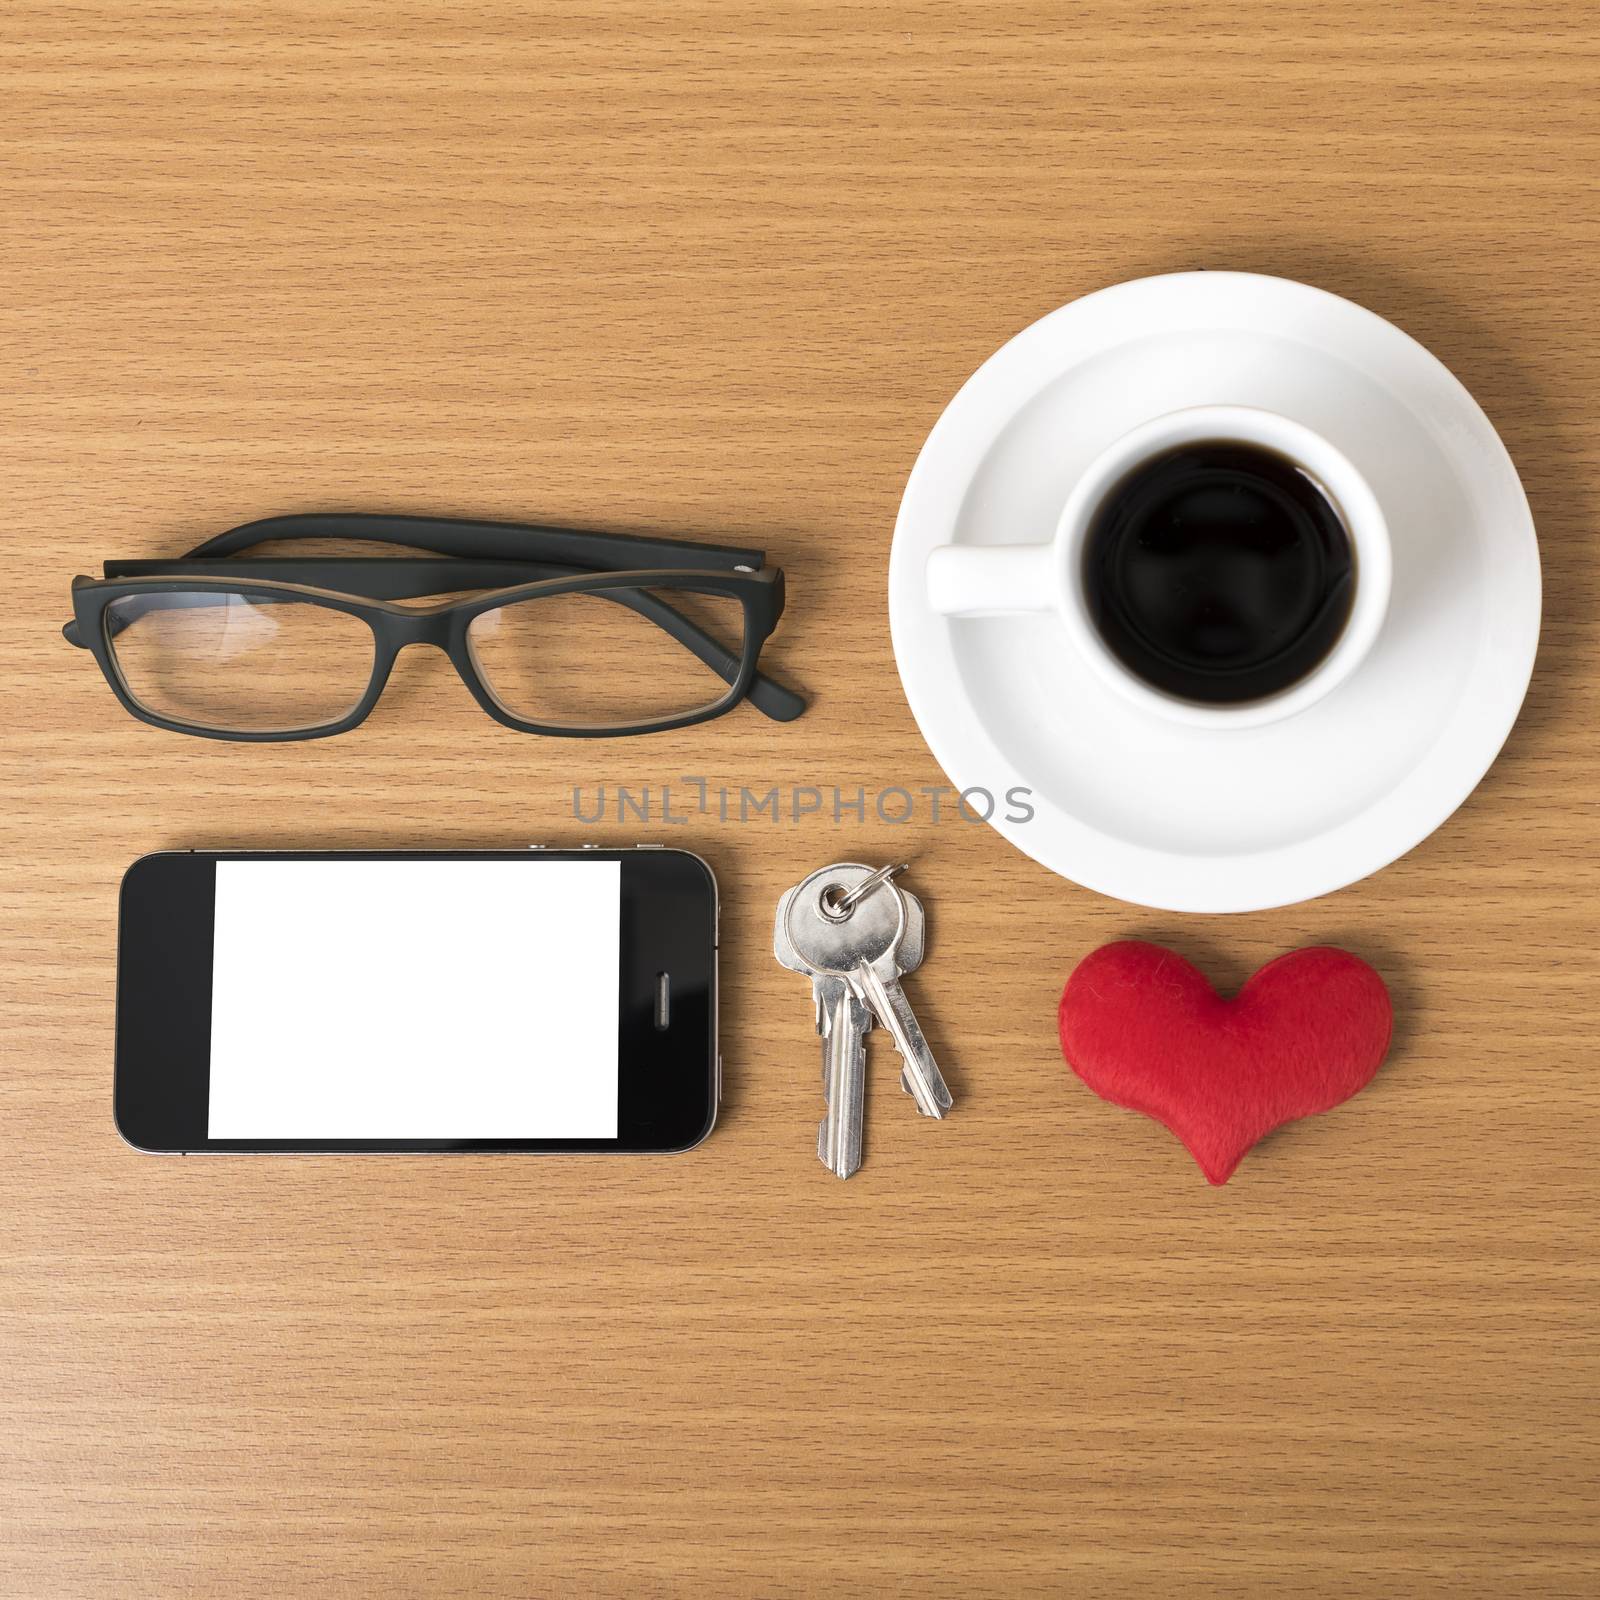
[64,513,806,740]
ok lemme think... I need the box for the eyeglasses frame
[64,513,803,741]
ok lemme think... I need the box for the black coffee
[1082,441,1355,705]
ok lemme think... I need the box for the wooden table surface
[4,3,1598,1594]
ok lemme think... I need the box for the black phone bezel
[113,848,717,1155]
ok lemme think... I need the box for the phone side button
[716,1054,723,1104]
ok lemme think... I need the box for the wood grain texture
[3,2,1598,1594]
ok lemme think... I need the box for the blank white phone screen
[207,859,621,1138]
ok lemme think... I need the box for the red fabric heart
[1058,941,1393,1184]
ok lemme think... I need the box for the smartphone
[113,847,718,1154]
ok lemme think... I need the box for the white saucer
[888,272,1541,913]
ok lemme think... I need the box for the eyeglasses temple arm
[581,584,806,722]
[186,513,770,575]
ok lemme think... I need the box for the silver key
[851,886,952,1119]
[775,863,951,1177]
[775,904,874,1177]
[815,975,870,1177]
[776,868,892,1178]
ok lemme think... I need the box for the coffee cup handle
[925,544,1057,616]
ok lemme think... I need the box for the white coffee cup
[924,405,1391,730]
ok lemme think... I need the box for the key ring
[819,862,909,921]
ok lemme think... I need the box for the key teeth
[900,1067,952,1116]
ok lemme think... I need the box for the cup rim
[1052,404,1393,731]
